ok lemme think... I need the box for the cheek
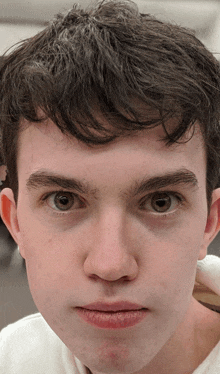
[137,217,207,302]
[17,219,81,312]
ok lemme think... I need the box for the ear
[0,188,20,245]
[199,188,220,260]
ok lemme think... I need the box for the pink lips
[76,301,148,329]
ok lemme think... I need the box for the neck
[139,298,220,374]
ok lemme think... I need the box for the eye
[45,191,85,212]
[140,192,182,214]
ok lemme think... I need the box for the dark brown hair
[0,0,220,208]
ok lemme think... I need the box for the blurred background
[0,0,220,330]
[0,0,220,57]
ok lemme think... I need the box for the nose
[83,208,139,282]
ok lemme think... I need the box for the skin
[1,117,220,374]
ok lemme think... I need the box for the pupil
[54,193,74,211]
[156,199,166,207]
[58,196,69,205]
[152,193,171,212]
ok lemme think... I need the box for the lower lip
[76,308,148,329]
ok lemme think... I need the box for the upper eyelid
[38,190,185,219]
[40,190,85,208]
[138,191,185,213]
[43,191,86,212]
[40,189,185,207]
[42,190,81,200]
[139,190,184,203]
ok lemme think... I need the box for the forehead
[17,118,206,185]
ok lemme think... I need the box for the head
[0,0,220,207]
[1,1,220,373]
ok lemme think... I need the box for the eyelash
[40,189,185,219]
[41,191,86,217]
[139,191,185,217]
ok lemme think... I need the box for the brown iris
[151,192,172,212]
[54,192,75,211]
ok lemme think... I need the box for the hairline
[12,115,211,212]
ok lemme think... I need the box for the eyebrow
[130,169,198,197]
[26,168,198,198]
[26,170,98,197]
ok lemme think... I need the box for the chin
[74,340,156,374]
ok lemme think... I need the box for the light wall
[0,23,44,55]
[0,1,220,56]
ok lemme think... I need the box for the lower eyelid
[41,191,83,210]
[40,191,185,217]
[139,192,184,212]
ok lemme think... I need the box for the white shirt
[0,313,86,374]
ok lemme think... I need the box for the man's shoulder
[194,340,220,373]
[0,312,54,348]
[1,312,46,333]
[0,313,77,373]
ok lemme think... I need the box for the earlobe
[0,188,20,244]
[199,188,220,260]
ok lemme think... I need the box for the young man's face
[1,117,220,373]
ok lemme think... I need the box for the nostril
[88,273,134,284]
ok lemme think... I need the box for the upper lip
[79,301,145,312]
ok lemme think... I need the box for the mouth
[75,301,148,329]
